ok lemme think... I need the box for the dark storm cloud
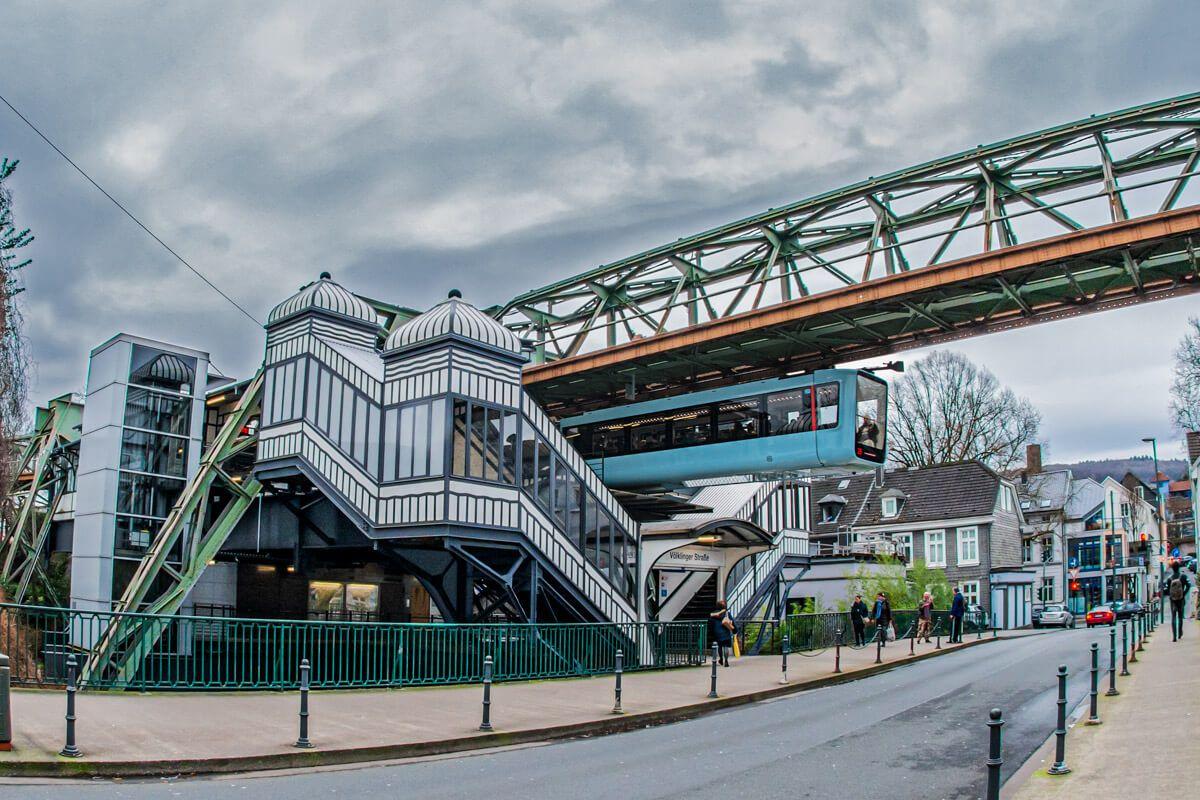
[2,0,1197,462]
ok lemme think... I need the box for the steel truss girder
[84,371,265,685]
[0,399,79,603]
[493,93,1200,371]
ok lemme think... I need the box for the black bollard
[1106,626,1119,696]
[294,658,314,748]
[909,627,915,655]
[1086,642,1101,725]
[1137,613,1145,651]
[992,611,998,638]
[936,620,942,650]
[60,654,81,758]
[1120,621,1130,676]
[479,655,494,731]
[986,707,1004,800]
[612,650,624,714]
[833,628,842,674]
[780,635,790,685]
[708,642,719,698]
[1047,664,1071,775]
[0,653,10,752]
[977,614,983,640]
[874,629,882,664]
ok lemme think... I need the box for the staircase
[728,531,810,628]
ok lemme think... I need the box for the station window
[307,580,380,621]
[450,398,516,484]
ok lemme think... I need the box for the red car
[1086,606,1115,627]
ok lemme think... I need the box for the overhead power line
[0,91,263,327]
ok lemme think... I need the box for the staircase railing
[727,532,809,619]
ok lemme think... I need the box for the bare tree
[1170,317,1200,433]
[0,158,32,531]
[888,350,1040,471]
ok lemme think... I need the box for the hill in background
[1046,455,1190,485]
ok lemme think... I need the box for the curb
[0,636,999,779]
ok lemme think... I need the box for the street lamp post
[1142,437,1168,616]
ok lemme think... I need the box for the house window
[893,533,913,564]
[1021,539,1033,563]
[925,530,946,567]
[1039,576,1056,603]
[999,487,1013,513]
[961,581,980,607]
[881,497,898,518]
[957,526,979,566]
[1040,539,1054,563]
[821,504,842,523]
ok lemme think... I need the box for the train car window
[593,425,624,458]
[815,383,839,430]
[855,374,887,461]
[766,388,813,435]
[672,406,713,447]
[630,420,668,452]
[716,400,760,442]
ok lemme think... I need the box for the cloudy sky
[2,0,1198,463]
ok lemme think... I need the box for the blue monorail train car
[559,369,887,488]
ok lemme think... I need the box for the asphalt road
[1,627,1113,800]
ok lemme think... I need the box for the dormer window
[817,493,846,524]
[878,487,907,518]
[882,497,899,518]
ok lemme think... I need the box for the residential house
[1014,448,1071,607]
[807,461,1034,626]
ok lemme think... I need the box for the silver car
[1034,604,1075,628]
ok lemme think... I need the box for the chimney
[1025,443,1042,476]
[1188,431,1200,463]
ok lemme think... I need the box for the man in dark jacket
[709,600,735,666]
[950,587,966,643]
[873,592,893,647]
[850,594,869,646]
[1167,565,1190,641]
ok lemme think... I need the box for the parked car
[1086,605,1115,627]
[1112,600,1143,619]
[1033,604,1075,629]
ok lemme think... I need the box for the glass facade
[113,346,197,595]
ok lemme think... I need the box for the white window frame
[957,526,979,566]
[893,533,913,564]
[961,580,980,606]
[821,504,842,523]
[1021,539,1033,563]
[998,486,1013,512]
[924,529,946,567]
[881,496,898,518]
[1039,576,1056,603]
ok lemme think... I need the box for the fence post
[1106,626,1119,696]
[0,654,10,751]
[1120,621,1130,676]
[708,642,719,698]
[479,655,494,731]
[833,628,842,674]
[779,635,789,685]
[1047,664,1071,775]
[1086,642,1101,725]
[294,658,313,748]
[60,654,81,758]
[612,650,624,714]
[986,707,1004,800]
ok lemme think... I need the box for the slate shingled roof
[808,462,1003,534]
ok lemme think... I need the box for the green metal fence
[740,609,988,655]
[0,604,706,691]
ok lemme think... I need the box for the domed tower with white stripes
[253,280,640,625]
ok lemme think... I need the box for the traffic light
[1070,581,1080,592]
[1140,533,1148,543]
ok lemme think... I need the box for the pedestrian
[917,591,934,643]
[1167,565,1190,641]
[850,593,869,646]
[873,592,893,647]
[950,586,966,643]
[709,600,736,666]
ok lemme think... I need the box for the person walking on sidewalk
[850,593,869,646]
[1168,565,1190,641]
[917,592,934,643]
[950,586,966,643]
[872,592,893,647]
[709,600,735,666]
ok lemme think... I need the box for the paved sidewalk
[0,633,994,776]
[1009,620,1200,798]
